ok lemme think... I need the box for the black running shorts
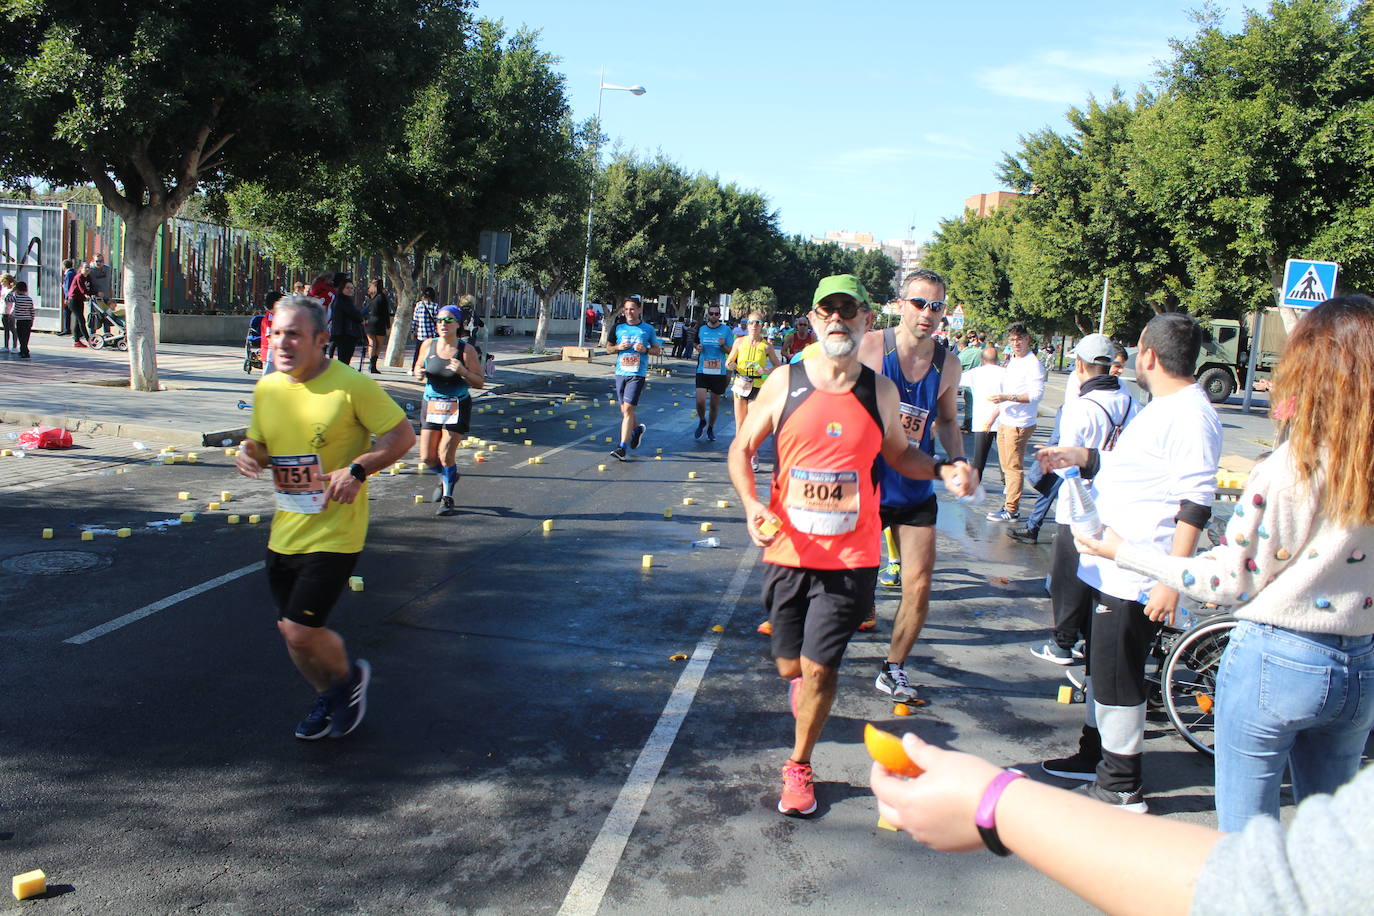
[421,396,473,432]
[266,550,360,627]
[763,563,878,669]
[695,373,728,395]
[879,493,938,529]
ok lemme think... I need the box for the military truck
[1195,308,1289,403]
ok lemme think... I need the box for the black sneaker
[1030,642,1074,665]
[1075,782,1148,813]
[436,495,456,516]
[706,427,716,442]
[1041,748,1100,781]
[695,418,706,440]
[630,423,646,450]
[612,445,628,462]
[1008,526,1040,544]
[329,659,371,738]
[294,693,333,741]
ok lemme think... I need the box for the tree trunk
[381,247,427,368]
[533,272,565,354]
[123,213,164,392]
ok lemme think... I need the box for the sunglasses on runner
[437,316,458,323]
[903,297,947,313]
[813,300,865,320]
[708,311,721,317]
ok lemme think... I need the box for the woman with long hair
[328,275,364,366]
[363,278,391,374]
[724,311,781,470]
[1077,294,1374,831]
[414,305,484,516]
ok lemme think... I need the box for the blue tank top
[876,329,945,507]
[423,340,470,400]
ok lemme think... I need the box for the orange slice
[864,723,923,777]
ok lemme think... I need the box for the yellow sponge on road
[12,869,46,900]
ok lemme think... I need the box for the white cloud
[977,40,1165,106]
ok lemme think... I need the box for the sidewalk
[0,330,602,446]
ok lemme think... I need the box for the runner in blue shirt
[693,304,735,441]
[608,297,661,461]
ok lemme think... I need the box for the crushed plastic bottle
[955,482,987,506]
[1062,467,1103,538]
[692,537,721,548]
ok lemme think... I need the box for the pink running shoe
[778,760,817,816]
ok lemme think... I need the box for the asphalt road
[2,369,1225,915]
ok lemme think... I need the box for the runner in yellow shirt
[725,312,781,470]
[236,296,416,740]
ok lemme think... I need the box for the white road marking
[508,424,621,470]
[65,561,265,645]
[558,547,757,916]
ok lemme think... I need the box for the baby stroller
[88,300,128,350]
[244,314,266,373]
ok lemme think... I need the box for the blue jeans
[1215,621,1374,831]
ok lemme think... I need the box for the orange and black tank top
[763,360,885,570]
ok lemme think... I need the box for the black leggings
[68,301,89,342]
[1049,523,1095,649]
[971,431,995,480]
[1,314,13,348]
[332,336,358,366]
[13,319,32,355]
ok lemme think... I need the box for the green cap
[812,274,871,308]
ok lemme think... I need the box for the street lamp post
[577,68,645,350]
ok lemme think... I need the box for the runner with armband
[236,295,416,741]
[414,305,485,516]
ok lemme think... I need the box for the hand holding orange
[864,723,923,778]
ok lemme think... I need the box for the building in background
[963,191,1023,218]
[809,230,923,299]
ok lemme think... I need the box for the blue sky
[475,0,1250,245]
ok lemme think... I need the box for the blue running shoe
[695,418,706,439]
[630,423,647,450]
[295,693,333,741]
[329,659,371,738]
[878,563,901,587]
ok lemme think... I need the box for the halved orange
[864,723,923,777]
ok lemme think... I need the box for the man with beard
[858,269,973,703]
[729,274,976,818]
[692,303,734,440]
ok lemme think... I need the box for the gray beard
[821,326,855,357]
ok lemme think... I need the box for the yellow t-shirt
[247,361,407,555]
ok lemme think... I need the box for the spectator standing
[58,259,76,335]
[1,273,14,352]
[66,263,95,348]
[986,322,1045,522]
[410,287,439,371]
[87,251,113,333]
[958,331,984,431]
[328,276,364,366]
[963,346,1004,480]
[363,278,391,374]
[6,281,35,358]
[669,315,687,358]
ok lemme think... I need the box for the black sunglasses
[813,301,865,320]
[904,297,946,313]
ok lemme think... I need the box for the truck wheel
[1198,367,1235,403]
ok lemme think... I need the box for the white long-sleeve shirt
[997,352,1045,428]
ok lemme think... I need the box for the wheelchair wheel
[1162,615,1237,755]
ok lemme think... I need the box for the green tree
[1127,0,1374,327]
[772,236,859,311]
[0,0,448,390]
[728,286,779,319]
[227,19,570,366]
[504,118,596,353]
[851,248,899,305]
[923,208,1018,332]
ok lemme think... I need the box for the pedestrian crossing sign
[1281,258,1338,309]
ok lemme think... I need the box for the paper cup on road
[641,554,653,569]
[116,528,131,538]
[41,528,53,539]
[542,519,554,533]
[227,515,240,524]
[248,514,261,524]
[178,492,190,500]
[220,491,232,502]
[80,531,94,541]
[700,522,713,533]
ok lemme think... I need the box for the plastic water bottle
[956,482,987,506]
[692,537,721,548]
[1062,467,1103,538]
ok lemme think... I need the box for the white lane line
[509,423,621,470]
[65,561,265,645]
[558,547,757,916]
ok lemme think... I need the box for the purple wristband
[975,769,1026,857]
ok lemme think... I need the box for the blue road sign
[1281,258,1338,308]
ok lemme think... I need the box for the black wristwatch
[951,457,969,465]
[932,458,949,476]
[348,462,367,482]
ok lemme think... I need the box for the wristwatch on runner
[348,462,367,483]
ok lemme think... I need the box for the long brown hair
[1270,295,1374,526]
